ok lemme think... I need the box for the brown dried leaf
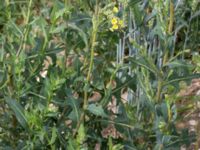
[121,91,128,104]
[178,78,200,97]
[94,143,101,150]
[88,92,102,102]
[107,96,118,114]
[101,124,123,139]
[106,80,117,89]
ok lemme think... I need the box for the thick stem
[168,0,174,34]
[156,78,162,103]
[158,0,174,102]
[163,0,174,65]
[73,2,99,137]
[83,25,97,110]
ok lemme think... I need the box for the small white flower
[36,76,40,82]
[48,103,58,112]
[40,70,48,78]
[189,120,197,126]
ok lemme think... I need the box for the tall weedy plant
[0,0,199,149]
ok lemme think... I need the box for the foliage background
[0,0,200,149]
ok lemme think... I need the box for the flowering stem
[163,0,174,65]
[157,0,174,103]
[73,1,99,137]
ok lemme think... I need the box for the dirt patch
[177,79,200,149]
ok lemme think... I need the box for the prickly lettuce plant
[0,0,199,149]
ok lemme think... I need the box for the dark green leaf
[4,97,29,130]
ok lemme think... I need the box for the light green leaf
[49,127,57,145]
[87,104,107,117]
[129,56,162,77]
[164,60,193,68]
[164,73,200,86]
[50,23,66,34]
[76,123,85,144]
[67,23,88,50]
[0,69,7,89]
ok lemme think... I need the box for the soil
[177,79,200,150]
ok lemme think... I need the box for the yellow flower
[111,17,118,25]
[113,7,119,13]
[110,24,119,32]
[112,24,119,30]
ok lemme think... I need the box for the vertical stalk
[168,0,174,34]
[16,0,32,57]
[163,0,174,65]
[5,0,11,20]
[83,2,99,111]
[157,0,174,103]
[156,78,162,103]
[182,21,191,60]
[73,1,99,136]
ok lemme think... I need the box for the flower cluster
[110,7,125,32]
[48,103,58,112]
[110,17,124,31]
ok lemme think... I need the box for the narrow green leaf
[164,60,194,69]
[190,10,200,21]
[67,23,88,50]
[164,73,200,86]
[5,97,29,130]
[129,56,161,77]
[50,23,66,34]
[0,70,7,89]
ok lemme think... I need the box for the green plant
[0,0,199,149]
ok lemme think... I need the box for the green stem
[168,0,174,34]
[101,64,121,106]
[73,2,99,137]
[163,0,174,65]
[83,24,97,110]
[5,0,11,20]
[156,78,163,103]
[158,1,174,102]
[16,0,32,57]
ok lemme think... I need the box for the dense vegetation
[0,0,200,149]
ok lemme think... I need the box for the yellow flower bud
[113,7,119,13]
[118,20,124,27]
[109,28,114,32]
